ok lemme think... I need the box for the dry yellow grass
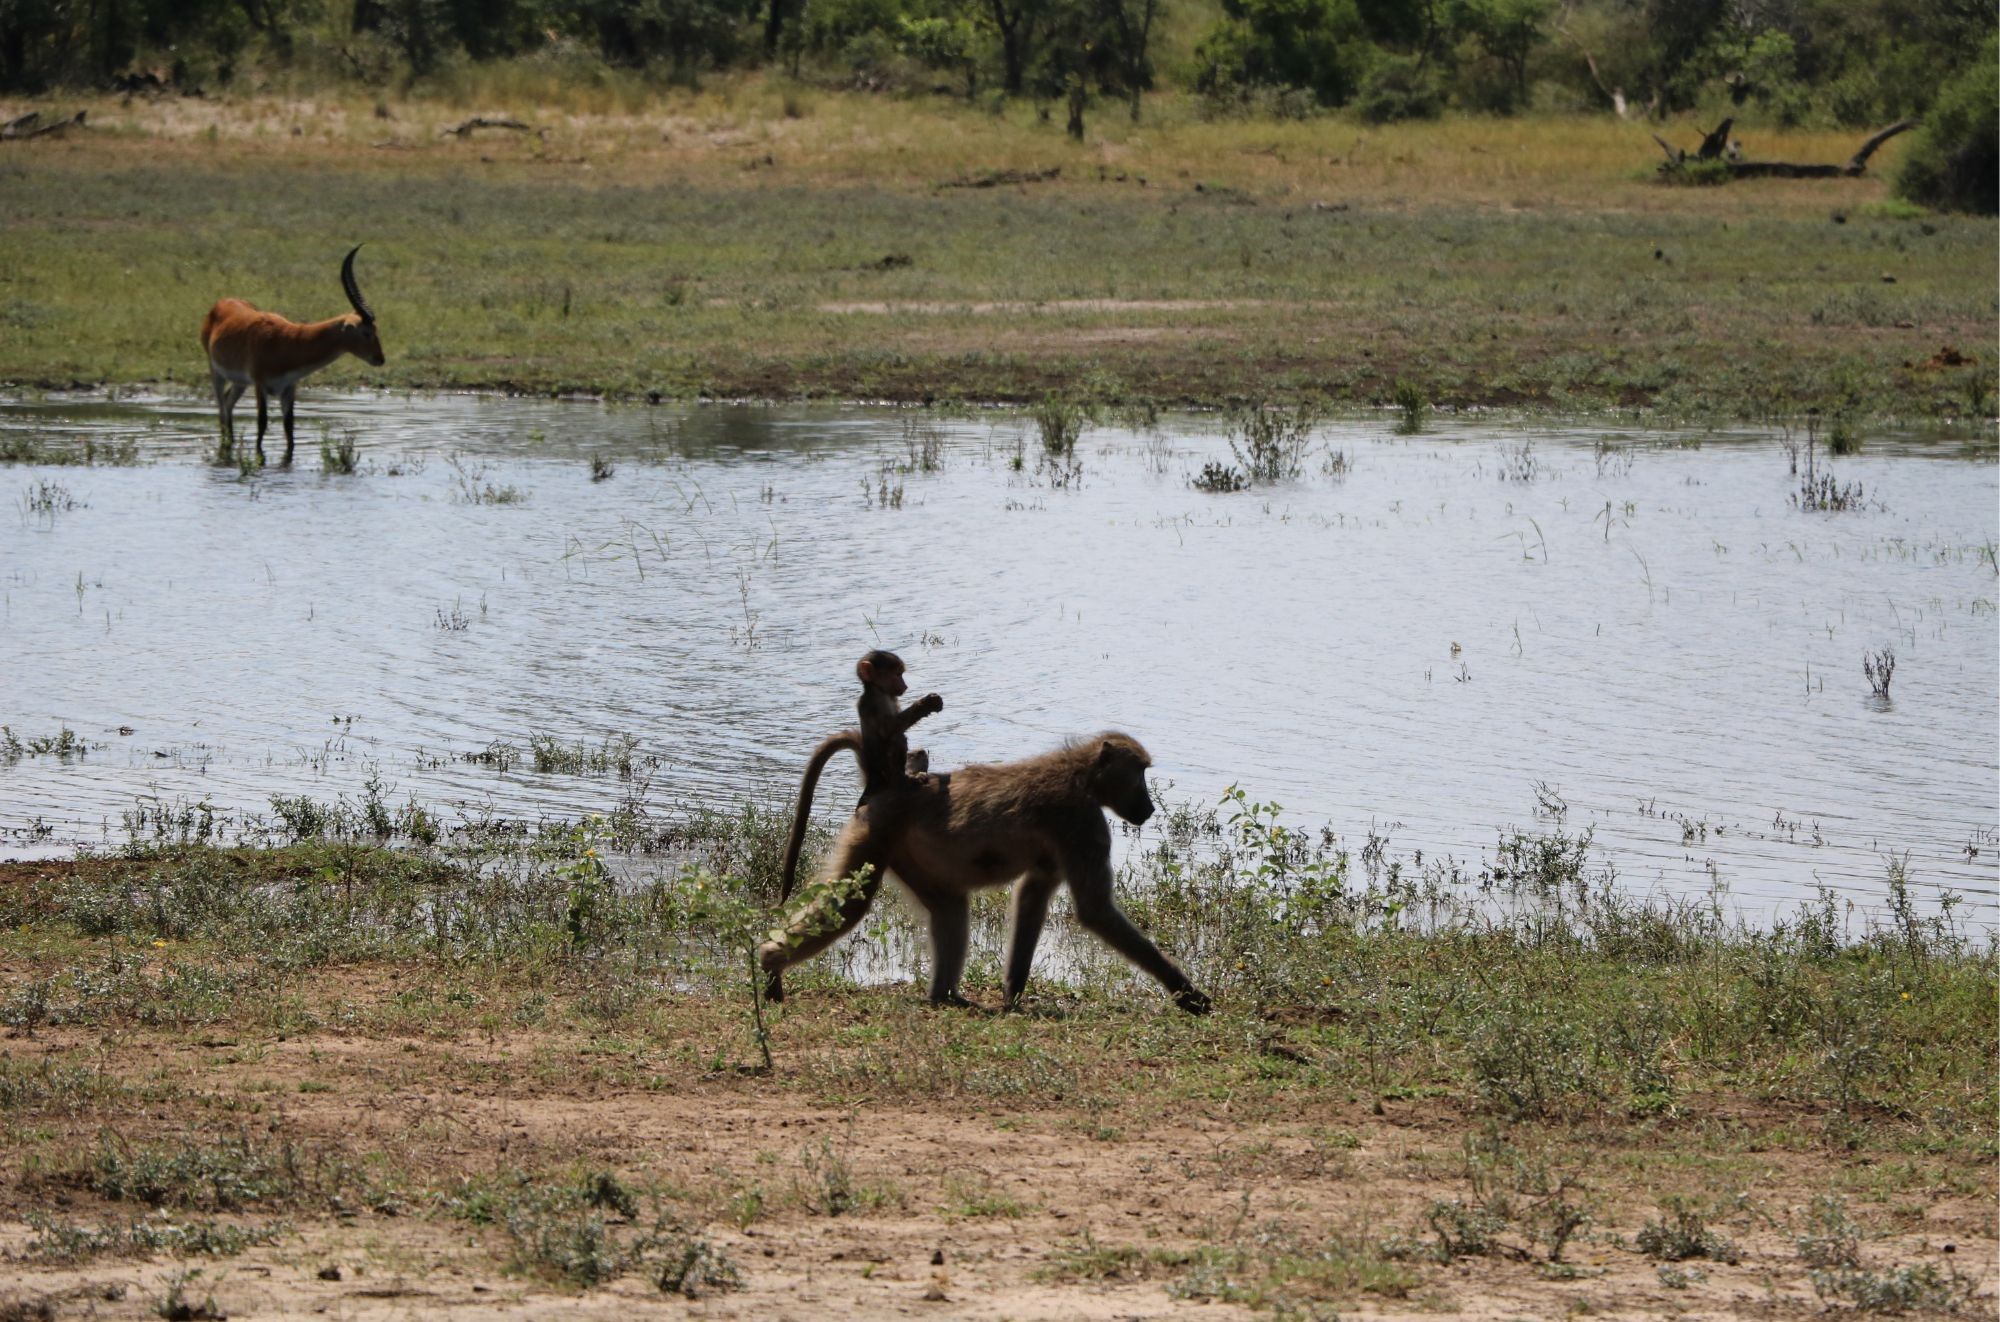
[15,79,1913,211]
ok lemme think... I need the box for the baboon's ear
[1096,739,1117,765]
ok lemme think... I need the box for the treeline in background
[2,0,1994,207]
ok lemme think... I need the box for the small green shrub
[1793,1195,1863,1270]
[487,1173,733,1292]
[1470,1005,1603,1120]
[25,1212,284,1263]
[92,1134,299,1211]
[657,1235,745,1298]
[1392,378,1428,434]
[1636,1199,1738,1264]
[1427,1198,1505,1259]
[1227,399,1322,482]
[1810,1261,1975,1313]
[1659,158,1734,187]
[1032,394,1087,457]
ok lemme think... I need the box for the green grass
[0,95,1990,419]
[0,788,1990,1147]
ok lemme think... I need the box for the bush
[1893,37,1998,215]
[1195,0,1372,108]
[1636,1199,1739,1264]
[1227,399,1321,482]
[1354,54,1443,123]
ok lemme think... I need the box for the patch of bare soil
[0,1019,1990,1320]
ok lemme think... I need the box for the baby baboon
[760,732,1211,1016]
[853,649,942,806]
[765,650,942,1003]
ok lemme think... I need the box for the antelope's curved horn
[340,244,376,324]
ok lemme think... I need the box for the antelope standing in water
[199,246,385,464]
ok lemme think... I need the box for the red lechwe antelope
[199,246,385,465]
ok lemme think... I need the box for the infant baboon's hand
[919,693,944,714]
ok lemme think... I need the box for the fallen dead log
[1653,118,1918,181]
[443,116,533,138]
[1,110,87,142]
[939,165,1061,189]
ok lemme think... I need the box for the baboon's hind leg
[1066,857,1211,1014]
[921,889,972,1007]
[758,823,888,999]
[1001,871,1059,1009]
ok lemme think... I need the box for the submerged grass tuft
[1227,398,1322,482]
[0,725,90,761]
[1392,378,1429,434]
[318,429,360,474]
[0,435,139,466]
[19,478,83,518]
[1863,647,1896,698]
[529,732,647,778]
[1032,394,1087,458]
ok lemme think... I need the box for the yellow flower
[152,939,167,948]
[1900,991,1911,1001]
[583,848,598,859]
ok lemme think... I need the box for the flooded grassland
[0,394,1994,1321]
[3,394,1994,919]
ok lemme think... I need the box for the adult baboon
[760,733,1211,1015]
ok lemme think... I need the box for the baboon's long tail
[778,730,862,904]
[768,730,861,1005]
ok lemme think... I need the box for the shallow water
[2,393,1995,924]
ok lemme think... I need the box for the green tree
[1452,0,1551,107]
[899,12,980,95]
[1893,33,1998,214]
[1195,0,1372,107]
[564,0,756,77]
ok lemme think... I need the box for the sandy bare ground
[0,1015,1989,1321]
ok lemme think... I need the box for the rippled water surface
[3,393,1995,922]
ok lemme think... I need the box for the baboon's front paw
[928,992,976,1010]
[1174,987,1213,1016]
